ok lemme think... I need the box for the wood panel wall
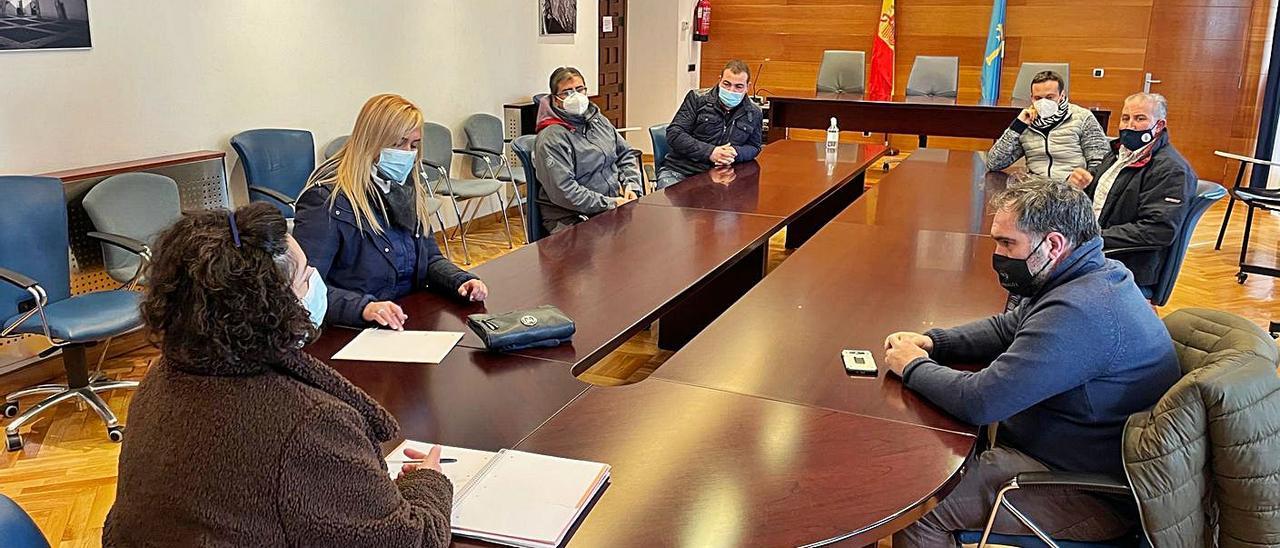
[699,0,1276,180]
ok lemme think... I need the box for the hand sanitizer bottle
[826,117,839,150]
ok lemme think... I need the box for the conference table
[316,142,885,366]
[835,148,1011,235]
[310,142,1004,546]
[766,92,1113,146]
[641,139,887,248]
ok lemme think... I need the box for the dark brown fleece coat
[103,350,452,547]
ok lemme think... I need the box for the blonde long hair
[307,93,430,234]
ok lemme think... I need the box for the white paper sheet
[330,329,463,364]
[384,440,497,503]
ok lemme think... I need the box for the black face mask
[992,237,1052,297]
[1118,127,1157,151]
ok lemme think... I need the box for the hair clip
[228,211,242,248]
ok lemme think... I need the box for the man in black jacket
[1067,92,1196,295]
[655,59,764,190]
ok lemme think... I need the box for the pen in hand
[388,458,458,464]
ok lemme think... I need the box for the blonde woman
[294,94,487,329]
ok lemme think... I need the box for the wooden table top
[767,94,1113,137]
[641,141,886,222]
[303,342,589,452]
[302,143,1005,546]
[835,148,1010,235]
[652,222,1007,436]
[769,91,1111,114]
[314,204,779,367]
[511,379,975,547]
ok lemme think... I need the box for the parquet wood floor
[2,155,1275,546]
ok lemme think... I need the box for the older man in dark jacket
[655,59,764,190]
[1068,92,1197,293]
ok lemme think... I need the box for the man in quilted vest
[986,71,1110,181]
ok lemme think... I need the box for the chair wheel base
[107,426,124,443]
[5,433,22,452]
[2,402,16,418]
[1237,272,1248,284]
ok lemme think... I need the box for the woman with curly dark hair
[104,202,453,547]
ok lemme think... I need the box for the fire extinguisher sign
[693,0,711,42]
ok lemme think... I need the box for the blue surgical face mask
[719,86,745,108]
[377,148,417,183]
[301,268,327,329]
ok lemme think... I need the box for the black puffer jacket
[1084,131,1197,286]
[663,88,763,177]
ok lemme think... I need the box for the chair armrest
[464,145,505,157]
[451,148,496,161]
[0,267,38,290]
[247,185,296,206]
[421,159,449,172]
[86,232,149,257]
[1014,471,1131,496]
[1215,150,1280,168]
[1104,245,1165,257]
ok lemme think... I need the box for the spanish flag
[867,0,895,101]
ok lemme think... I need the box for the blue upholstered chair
[510,135,549,243]
[81,172,181,285]
[229,129,316,218]
[649,123,670,172]
[1,176,144,451]
[0,493,48,548]
[1105,180,1226,306]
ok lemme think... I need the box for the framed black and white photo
[0,0,91,52]
[540,0,576,36]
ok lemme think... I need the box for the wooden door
[1141,0,1258,181]
[598,0,627,128]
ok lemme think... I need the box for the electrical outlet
[1092,68,1105,78]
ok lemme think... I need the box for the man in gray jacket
[884,179,1180,546]
[986,71,1110,181]
[533,67,644,234]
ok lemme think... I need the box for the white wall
[0,0,597,199]
[624,0,700,154]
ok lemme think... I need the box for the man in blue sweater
[886,179,1180,547]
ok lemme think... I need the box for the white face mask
[1033,98,1060,120]
[561,92,589,116]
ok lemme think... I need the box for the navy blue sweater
[902,236,1180,478]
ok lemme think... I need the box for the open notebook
[385,440,611,548]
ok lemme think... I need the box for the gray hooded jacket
[533,97,643,232]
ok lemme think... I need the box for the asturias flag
[866,0,895,101]
[980,0,1007,104]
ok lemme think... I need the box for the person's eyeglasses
[555,86,588,99]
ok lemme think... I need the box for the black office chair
[1,176,146,451]
[1106,180,1226,306]
[511,134,549,243]
[230,129,316,219]
[1211,150,1280,284]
